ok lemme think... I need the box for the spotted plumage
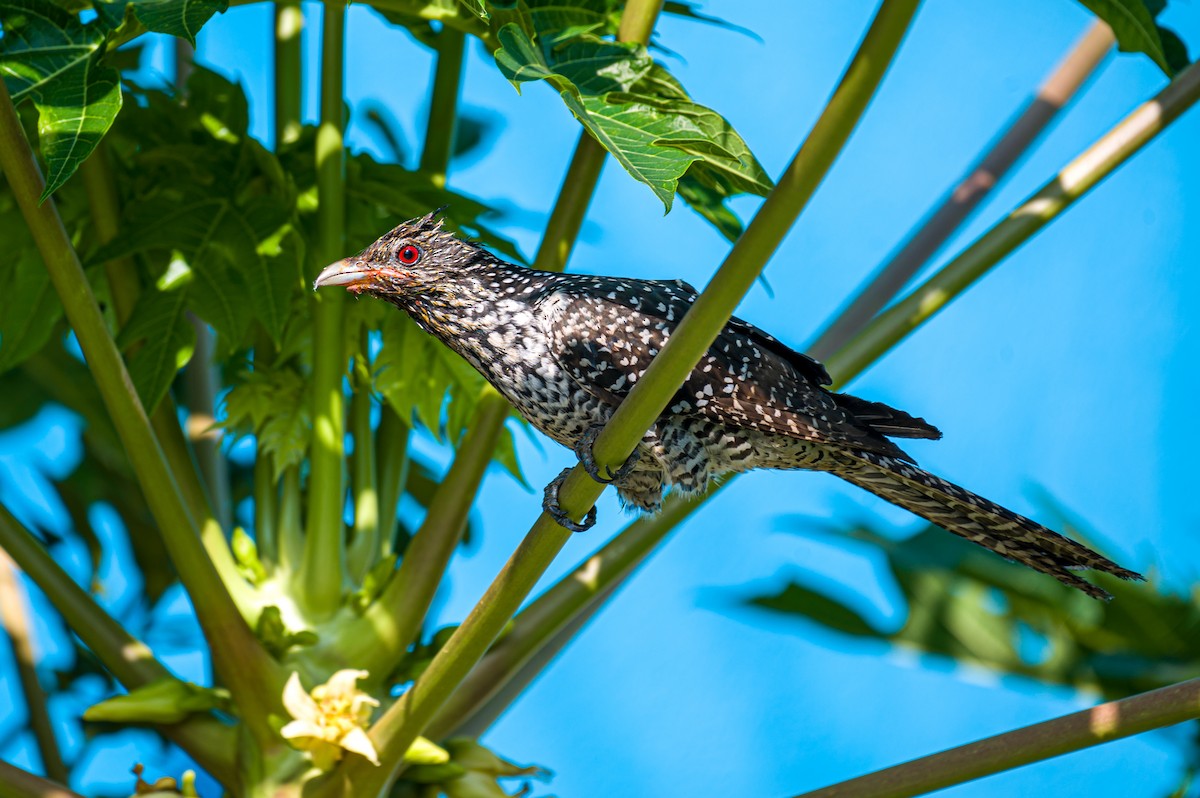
[315,212,1142,599]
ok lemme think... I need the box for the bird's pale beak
[313,259,405,293]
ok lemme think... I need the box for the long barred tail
[830,451,1143,600]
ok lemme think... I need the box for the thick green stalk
[0,761,83,798]
[0,553,68,783]
[274,0,304,147]
[419,28,465,189]
[375,407,411,559]
[808,20,1114,360]
[0,506,236,781]
[795,677,1200,798]
[531,136,606,273]
[0,78,281,749]
[826,58,1200,381]
[345,390,510,670]
[80,150,253,612]
[429,482,720,738]
[301,0,349,618]
[347,339,380,582]
[259,0,302,567]
[278,465,304,574]
[334,3,921,791]
[183,318,232,530]
[255,455,279,566]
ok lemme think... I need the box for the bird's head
[313,210,484,301]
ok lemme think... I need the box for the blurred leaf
[0,208,62,373]
[747,581,880,638]
[1075,0,1179,75]
[220,365,310,480]
[742,519,1200,700]
[0,0,122,197]
[84,678,230,724]
[115,261,196,413]
[121,0,228,45]
[256,605,318,658]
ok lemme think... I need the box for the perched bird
[315,212,1141,599]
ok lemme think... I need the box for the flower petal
[324,669,370,699]
[282,672,320,722]
[339,726,380,766]
[280,718,324,745]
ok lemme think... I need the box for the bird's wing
[540,276,911,458]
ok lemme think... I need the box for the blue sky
[3,1,1200,796]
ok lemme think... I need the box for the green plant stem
[301,0,349,618]
[531,137,607,272]
[183,318,232,530]
[795,677,1200,798]
[279,464,304,573]
[375,407,411,558]
[347,390,510,672]
[330,3,920,792]
[347,338,380,582]
[79,150,253,612]
[259,1,301,568]
[809,19,1114,360]
[0,77,281,750]
[274,0,304,147]
[419,28,465,189]
[0,760,83,798]
[429,482,721,738]
[255,454,279,566]
[0,505,236,781]
[0,552,68,783]
[826,57,1200,382]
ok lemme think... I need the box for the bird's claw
[573,425,641,484]
[542,467,597,533]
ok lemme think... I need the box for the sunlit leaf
[490,18,771,226]
[0,0,122,197]
[115,264,197,413]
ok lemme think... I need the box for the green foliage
[490,2,773,238]
[221,364,311,481]
[95,67,303,354]
[0,0,121,197]
[0,189,63,371]
[1077,0,1190,75]
[256,605,319,658]
[744,518,1199,700]
[84,678,231,724]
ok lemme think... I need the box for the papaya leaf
[490,21,771,225]
[0,214,62,373]
[0,0,122,197]
[1076,0,1176,75]
[115,258,196,413]
[220,366,311,480]
[742,518,1200,700]
[128,0,227,44]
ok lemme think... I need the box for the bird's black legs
[573,424,641,484]
[542,467,597,532]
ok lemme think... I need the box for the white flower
[280,670,380,770]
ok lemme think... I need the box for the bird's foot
[542,467,597,533]
[573,425,641,485]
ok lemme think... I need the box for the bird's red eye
[398,244,422,265]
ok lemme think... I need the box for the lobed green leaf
[0,0,122,197]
